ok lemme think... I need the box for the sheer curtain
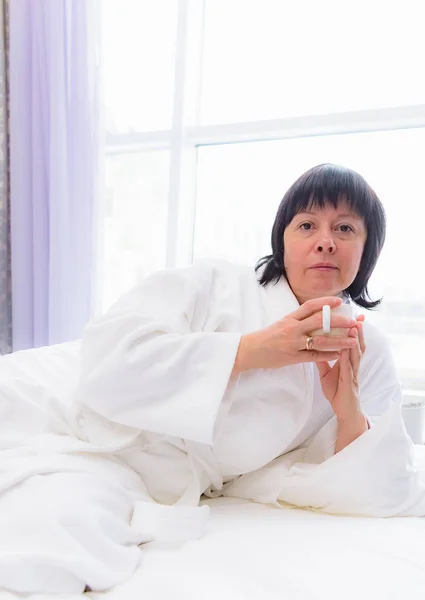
[9,0,100,351]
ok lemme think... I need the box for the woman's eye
[338,224,354,233]
[300,222,313,231]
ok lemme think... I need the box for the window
[101,151,169,311]
[194,129,425,390]
[101,0,425,391]
[102,0,178,133]
[201,0,425,124]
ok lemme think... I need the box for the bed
[2,496,423,600]
[1,344,425,599]
[82,495,425,600]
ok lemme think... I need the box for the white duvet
[0,342,150,594]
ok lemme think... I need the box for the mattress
[83,497,425,600]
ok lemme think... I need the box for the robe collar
[258,270,350,327]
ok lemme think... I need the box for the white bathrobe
[78,259,425,515]
[1,258,425,594]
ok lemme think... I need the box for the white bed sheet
[1,496,424,600]
[85,497,425,600]
[1,344,425,600]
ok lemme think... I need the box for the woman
[234,161,383,454]
[2,164,425,595]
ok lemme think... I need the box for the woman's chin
[290,281,344,303]
[307,287,342,300]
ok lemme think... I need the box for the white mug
[311,303,356,342]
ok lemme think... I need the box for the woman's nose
[315,237,336,253]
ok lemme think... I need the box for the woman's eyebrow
[298,210,361,220]
[336,212,361,219]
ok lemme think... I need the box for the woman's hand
[317,315,367,429]
[233,297,359,374]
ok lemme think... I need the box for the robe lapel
[259,275,301,327]
[257,273,314,436]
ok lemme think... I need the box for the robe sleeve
[76,263,242,445]
[357,322,403,423]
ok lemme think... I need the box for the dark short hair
[255,163,386,309]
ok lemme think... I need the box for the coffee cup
[311,303,356,344]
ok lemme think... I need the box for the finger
[300,312,358,334]
[311,335,358,352]
[339,348,353,381]
[356,314,365,323]
[348,328,362,386]
[316,361,331,379]
[298,350,341,364]
[292,297,342,321]
[356,320,366,355]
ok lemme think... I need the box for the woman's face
[283,202,367,305]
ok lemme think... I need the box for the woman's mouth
[310,264,338,271]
